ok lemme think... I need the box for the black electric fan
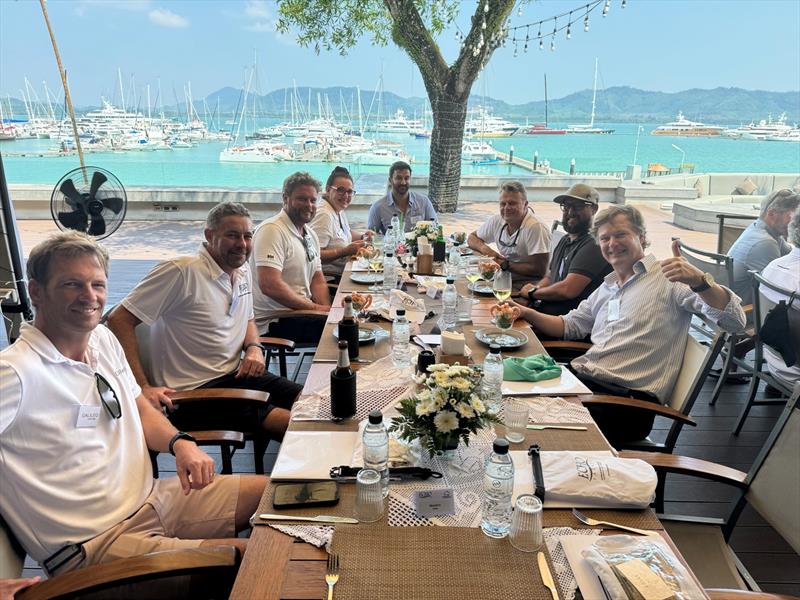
[50,166,127,239]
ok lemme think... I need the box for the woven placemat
[330,525,561,600]
[543,508,663,530]
[500,422,610,451]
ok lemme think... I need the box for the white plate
[501,368,593,396]
[474,327,528,348]
[468,280,495,295]
[350,272,384,284]
[332,325,380,345]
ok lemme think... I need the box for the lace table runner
[545,526,602,600]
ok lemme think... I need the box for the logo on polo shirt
[266,254,275,259]
[238,281,251,296]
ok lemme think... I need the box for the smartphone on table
[272,481,340,509]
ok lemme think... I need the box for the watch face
[704,273,715,286]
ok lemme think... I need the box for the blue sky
[1,0,798,107]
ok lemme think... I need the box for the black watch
[527,286,539,303]
[168,431,196,456]
[500,259,510,271]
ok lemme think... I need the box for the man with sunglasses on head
[367,160,437,235]
[107,202,302,442]
[252,171,331,344]
[0,231,265,578]
[467,180,551,287]
[311,166,374,279]
[519,184,611,316]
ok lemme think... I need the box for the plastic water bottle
[442,276,458,331]
[390,213,401,237]
[363,410,390,498]
[481,344,503,414]
[481,438,514,538]
[392,308,411,369]
[446,245,461,279]
[383,252,396,293]
[383,225,395,257]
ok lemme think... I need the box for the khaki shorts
[57,474,241,574]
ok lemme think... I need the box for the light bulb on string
[484,2,489,13]
[539,38,544,50]
[584,14,590,32]
[566,25,571,39]
[621,0,627,7]
[603,0,610,16]
[550,37,555,51]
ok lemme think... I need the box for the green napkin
[502,354,562,382]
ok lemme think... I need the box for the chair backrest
[674,237,735,289]
[752,271,800,368]
[549,219,565,253]
[662,332,726,451]
[743,385,800,554]
[716,213,758,255]
[0,514,25,579]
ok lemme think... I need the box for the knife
[527,425,588,431]
[538,551,560,600]
[256,513,358,524]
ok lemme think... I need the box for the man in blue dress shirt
[367,160,437,234]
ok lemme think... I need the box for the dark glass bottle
[433,224,446,262]
[338,296,360,359]
[330,341,356,420]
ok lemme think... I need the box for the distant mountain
[3,85,798,125]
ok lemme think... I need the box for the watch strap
[243,342,263,352]
[690,273,712,293]
[168,431,196,456]
[527,286,539,302]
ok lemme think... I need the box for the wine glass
[465,262,481,304]
[493,270,512,302]
[367,248,383,292]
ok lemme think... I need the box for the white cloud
[244,0,270,19]
[148,7,189,28]
[244,21,275,33]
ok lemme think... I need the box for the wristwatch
[168,431,196,456]
[527,286,539,303]
[690,272,715,293]
[243,342,262,352]
[500,259,510,271]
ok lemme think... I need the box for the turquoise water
[2,122,798,189]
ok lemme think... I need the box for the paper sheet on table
[416,334,442,346]
[511,450,638,508]
[560,535,607,600]
[502,367,592,396]
[270,431,360,480]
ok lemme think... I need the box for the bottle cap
[489,343,501,354]
[368,410,383,424]
[396,308,406,316]
[493,438,510,454]
[338,340,348,349]
[387,252,394,257]
[446,277,455,284]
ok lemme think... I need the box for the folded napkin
[503,354,562,382]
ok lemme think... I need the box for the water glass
[509,494,543,552]
[354,468,385,523]
[457,295,473,322]
[504,399,528,443]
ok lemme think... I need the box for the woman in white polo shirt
[311,166,373,280]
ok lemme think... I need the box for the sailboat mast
[590,58,598,128]
[118,67,125,112]
[544,74,548,128]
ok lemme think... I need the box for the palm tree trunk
[428,95,467,213]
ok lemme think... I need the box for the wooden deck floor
[12,258,800,595]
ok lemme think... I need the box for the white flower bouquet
[389,364,501,457]
[404,220,439,255]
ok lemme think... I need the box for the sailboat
[521,74,565,135]
[565,59,614,134]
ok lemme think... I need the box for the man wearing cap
[519,184,611,315]
[467,180,551,286]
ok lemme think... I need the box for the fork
[572,508,660,537]
[325,553,340,599]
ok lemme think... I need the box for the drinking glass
[509,494,543,552]
[354,469,385,523]
[493,270,512,302]
[465,262,481,304]
[457,294,473,322]
[504,399,528,443]
[367,248,383,293]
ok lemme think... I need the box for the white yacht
[373,109,423,134]
[461,140,498,162]
[723,113,793,140]
[464,107,519,137]
[651,112,725,137]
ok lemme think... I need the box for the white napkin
[270,431,360,480]
[510,451,656,508]
[502,367,593,396]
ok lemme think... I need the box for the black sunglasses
[330,185,357,196]
[301,232,317,262]
[95,372,122,419]
[559,201,593,212]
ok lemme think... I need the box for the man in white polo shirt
[0,231,265,577]
[467,180,551,288]
[107,202,302,443]
[252,172,331,343]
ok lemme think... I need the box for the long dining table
[230,257,707,600]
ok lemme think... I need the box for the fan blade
[102,196,125,214]
[57,210,88,232]
[88,214,106,237]
[89,171,107,198]
[60,179,83,207]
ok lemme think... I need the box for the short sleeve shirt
[251,209,323,329]
[476,210,551,262]
[728,219,792,303]
[311,199,351,276]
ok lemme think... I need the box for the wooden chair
[1,515,240,600]
[672,237,753,406]
[262,309,329,383]
[732,272,800,435]
[621,384,799,591]
[134,322,271,474]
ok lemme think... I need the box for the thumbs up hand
[660,239,706,288]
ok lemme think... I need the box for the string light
[550,37,555,51]
[584,13,590,31]
[484,1,489,13]
[603,0,610,16]
[621,0,627,7]
[539,38,544,50]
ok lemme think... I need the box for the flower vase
[440,433,461,461]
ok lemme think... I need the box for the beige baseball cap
[553,183,599,206]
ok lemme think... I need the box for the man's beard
[564,217,590,235]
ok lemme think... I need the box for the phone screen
[272,481,340,508]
